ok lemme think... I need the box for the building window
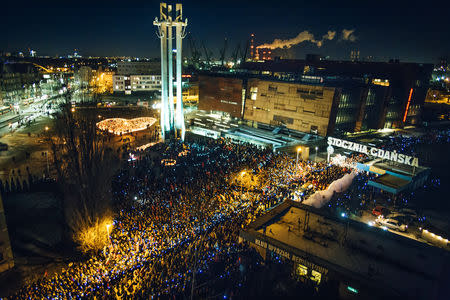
[250,86,258,100]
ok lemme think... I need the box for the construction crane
[219,38,228,66]
[202,41,212,67]
[241,39,249,63]
[187,34,201,68]
[231,42,241,67]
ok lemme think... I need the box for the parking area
[350,206,449,249]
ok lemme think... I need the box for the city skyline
[1,0,449,63]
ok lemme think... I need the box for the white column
[159,23,168,140]
[175,23,185,140]
[167,20,174,132]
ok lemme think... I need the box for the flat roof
[240,201,449,299]
[371,173,410,189]
[373,161,429,176]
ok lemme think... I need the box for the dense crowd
[12,138,356,299]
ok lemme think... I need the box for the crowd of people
[11,137,364,299]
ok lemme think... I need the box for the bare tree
[46,92,119,251]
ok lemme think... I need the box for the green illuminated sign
[347,286,358,294]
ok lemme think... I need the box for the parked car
[386,213,412,225]
[372,205,390,217]
[375,216,408,232]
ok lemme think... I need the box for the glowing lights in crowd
[97,117,157,135]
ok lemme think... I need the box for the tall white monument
[154,2,187,141]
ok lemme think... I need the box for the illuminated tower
[154,2,187,141]
[250,33,255,60]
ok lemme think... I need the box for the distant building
[0,62,41,105]
[77,66,93,86]
[113,61,161,95]
[197,58,432,134]
[113,75,161,95]
[116,61,160,75]
[255,48,273,61]
[350,49,360,61]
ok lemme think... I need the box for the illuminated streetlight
[45,126,49,131]
[71,107,75,112]
[315,146,318,162]
[296,147,302,172]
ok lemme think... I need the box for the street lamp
[296,147,302,172]
[315,146,318,162]
[45,126,49,131]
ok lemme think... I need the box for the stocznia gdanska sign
[327,137,419,167]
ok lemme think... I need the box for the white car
[375,217,408,232]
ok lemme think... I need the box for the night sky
[1,0,448,63]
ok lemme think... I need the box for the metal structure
[154,2,187,141]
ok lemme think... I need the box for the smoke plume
[316,30,336,47]
[342,29,357,42]
[257,30,337,50]
[302,172,356,209]
[322,30,336,41]
[257,31,317,49]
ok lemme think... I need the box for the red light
[403,88,413,122]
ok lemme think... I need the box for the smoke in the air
[341,29,357,42]
[257,30,340,49]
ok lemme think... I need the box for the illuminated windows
[250,86,258,100]
[372,78,390,86]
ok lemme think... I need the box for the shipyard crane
[202,41,212,67]
[187,34,201,68]
[219,38,228,66]
[231,42,241,66]
[241,39,249,63]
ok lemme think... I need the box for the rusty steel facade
[198,75,245,118]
